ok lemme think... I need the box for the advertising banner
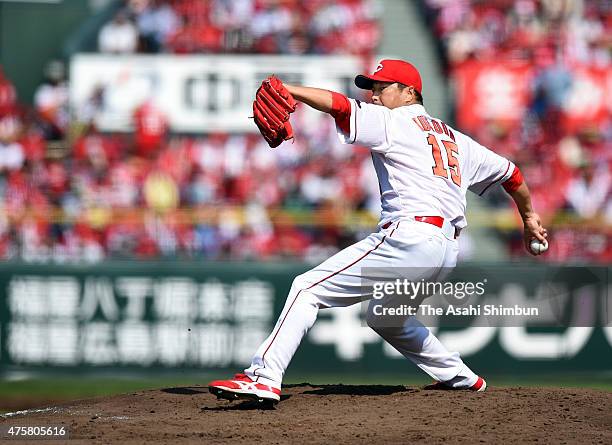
[452,61,611,134]
[453,60,533,132]
[69,55,364,133]
[0,262,609,374]
[562,65,610,133]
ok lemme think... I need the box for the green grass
[0,377,196,400]
[0,375,200,413]
[1,373,610,414]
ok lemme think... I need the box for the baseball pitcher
[209,60,548,404]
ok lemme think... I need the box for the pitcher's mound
[1,384,610,443]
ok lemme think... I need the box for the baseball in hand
[530,239,548,255]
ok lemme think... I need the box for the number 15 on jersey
[428,134,461,187]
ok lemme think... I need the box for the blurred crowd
[423,0,611,263]
[423,0,610,67]
[0,0,610,264]
[0,0,385,264]
[0,68,378,263]
[98,0,382,55]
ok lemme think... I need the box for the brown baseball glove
[253,75,297,148]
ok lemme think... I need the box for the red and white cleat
[208,373,281,403]
[469,376,487,392]
[424,376,487,392]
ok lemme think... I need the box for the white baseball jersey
[243,98,497,392]
[337,100,515,229]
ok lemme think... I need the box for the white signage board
[70,54,365,133]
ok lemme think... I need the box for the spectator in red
[19,125,46,163]
[132,99,168,158]
[0,67,17,115]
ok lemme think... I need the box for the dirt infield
[1,384,610,444]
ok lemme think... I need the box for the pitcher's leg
[244,226,397,388]
[367,312,478,386]
[245,274,319,387]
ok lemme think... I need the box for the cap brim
[354,74,397,90]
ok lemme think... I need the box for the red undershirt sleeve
[502,166,524,193]
[330,92,351,134]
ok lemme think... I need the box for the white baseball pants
[244,219,479,389]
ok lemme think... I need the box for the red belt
[415,216,445,228]
[382,216,444,230]
[382,216,459,238]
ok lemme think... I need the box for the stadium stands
[99,0,382,56]
[423,0,611,263]
[0,69,377,263]
[0,0,608,263]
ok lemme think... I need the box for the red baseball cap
[355,59,422,93]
